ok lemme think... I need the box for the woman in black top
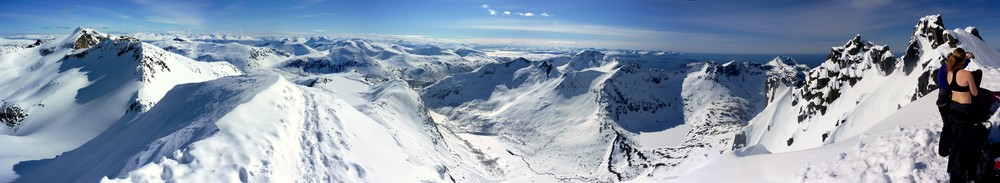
[946,47,986,182]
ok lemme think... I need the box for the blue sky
[1,0,1000,54]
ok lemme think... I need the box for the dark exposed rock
[904,15,956,101]
[1,102,28,129]
[25,39,44,48]
[39,48,54,56]
[912,15,948,49]
[944,32,959,48]
[72,29,105,50]
[969,27,983,40]
[283,56,369,74]
[796,35,895,123]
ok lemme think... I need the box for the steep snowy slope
[616,57,807,178]
[643,14,1000,182]
[0,28,241,182]
[635,91,952,182]
[739,15,990,154]
[12,73,464,182]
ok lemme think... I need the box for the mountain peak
[70,27,106,50]
[767,56,798,67]
[912,14,951,49]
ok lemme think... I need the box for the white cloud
[313,29,325,32]
[479,3,548,18]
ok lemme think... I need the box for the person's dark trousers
[949,103,987,182]
[938,91,953,157]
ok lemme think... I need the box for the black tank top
[950,71,970,92]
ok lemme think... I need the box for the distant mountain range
[0,14,997,182]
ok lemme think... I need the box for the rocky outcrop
[912,15,950,50]
[793,35,895,122]
[764,56,807,102]
[72,28,105,50]
[905,14,959,101]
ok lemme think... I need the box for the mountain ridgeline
[736,14,990,155]
[0,14,993,182]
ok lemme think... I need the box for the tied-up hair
[947,48,967,72]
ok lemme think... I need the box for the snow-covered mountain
[640,14,1000,182]
[735,14,986,154]
[2,14,999,183]
[0,28,241,182]
[278,38,495,88]
[420,49,806,181]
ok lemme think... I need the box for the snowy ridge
[13,73,473,182]
[149,39,293,73]
[0,28,241,182]
[647,14,1000,182]
[5,14,998,182]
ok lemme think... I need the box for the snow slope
[645,14,1000,182]
[636,91,950,182]
[421,50,806,181]
[0,28,241,182]
[5,14,994,182]
[12,73,473,182]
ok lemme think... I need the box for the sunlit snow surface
[1,14,999,182]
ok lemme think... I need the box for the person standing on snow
[937,48,976,157]
[945,47,988,182]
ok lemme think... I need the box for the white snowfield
[0,14,997,183]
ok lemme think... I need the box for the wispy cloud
[132,0,206,26]
[467,20,669,38]
[298,13,336,18]
[292,0,329,10]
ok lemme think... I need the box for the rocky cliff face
[735,14,981,155]
[793,35,895,122]
[907,14,961,101]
